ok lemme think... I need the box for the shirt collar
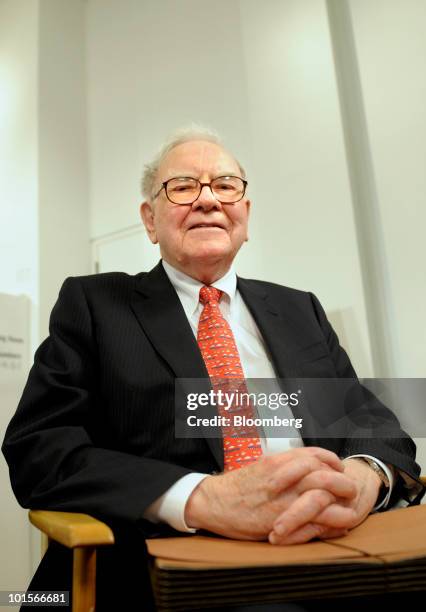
[161,259,237,319]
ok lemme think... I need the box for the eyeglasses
[153,176,248,205]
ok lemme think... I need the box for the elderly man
[2,128,424,610]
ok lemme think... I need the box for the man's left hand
[268,457,382,545]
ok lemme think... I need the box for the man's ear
[140,202,158,244]
[244,199,251,242]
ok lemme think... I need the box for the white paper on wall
[0,292,32,591]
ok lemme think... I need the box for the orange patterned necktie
[197,286,263,471]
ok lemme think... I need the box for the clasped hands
[185,447,383,545]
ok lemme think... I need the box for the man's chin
[187,246,232,263]
[182,236,232,259]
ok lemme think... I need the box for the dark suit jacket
[2,261,424,608]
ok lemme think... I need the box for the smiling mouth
[189,224,225,230]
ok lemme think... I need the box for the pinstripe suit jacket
[2,261,424,535]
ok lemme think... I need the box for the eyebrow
[165,173,242,180]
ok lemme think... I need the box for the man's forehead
[158,140,240,179]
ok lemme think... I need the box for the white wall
[86,0,252,236]
[350,0,426,378]
[0,0,90,340]
[0,0,39,597]
[38,0,90,340]
[0,0,90,592]
[349,0,426,467]
[237,0,373,375]
[0,294,32,605]
[0,0,39,307]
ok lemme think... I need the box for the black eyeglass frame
[152,176,248,205]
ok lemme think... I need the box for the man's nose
[192,184,221,211]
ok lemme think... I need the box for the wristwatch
[361,457,390,488]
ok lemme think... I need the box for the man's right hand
[184,447,357,540]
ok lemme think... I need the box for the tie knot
[199,286,222,305]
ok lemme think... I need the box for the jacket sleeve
[1,277,193,529]
[309,291,425,506]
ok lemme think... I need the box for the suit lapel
[237,278,330,444]
[131,261,223,468]
[237,278,303,378]
[131,262,207,379]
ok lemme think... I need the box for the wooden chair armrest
[29,511,115,611]
[420,476,426,486]
[29,510,115,548]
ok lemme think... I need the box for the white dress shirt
[143,261,394,532]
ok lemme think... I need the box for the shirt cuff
[345,454,394,511]
[143,472,209,533]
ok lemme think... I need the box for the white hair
[140,124,246,201]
